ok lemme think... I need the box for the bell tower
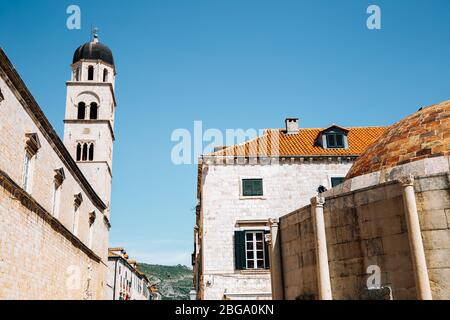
[63,29,117,215]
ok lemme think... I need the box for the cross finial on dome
[91,27,99,43]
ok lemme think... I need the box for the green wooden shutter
[242,180,252,196]
[242,179,263,196]
[264,230,270,269]
[254,179,263,196]
[234,231,246,270]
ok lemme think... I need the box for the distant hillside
[139,263,193,300]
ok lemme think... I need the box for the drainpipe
[268,218,284,299]
[400,174,432,300]
[311,195,332,300]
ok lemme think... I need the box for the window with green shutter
[235,230,270,270]
[234,231,246,270]
[242,178,263,197]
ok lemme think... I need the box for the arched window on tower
[88,66,94,81]
[75,67,80,81]
[82,143,88,161]
[90,102,98,120]
[88,144,94,161]
[76,142,95,162]
[77,102,86,120]
[103,69,108,82]
[76,143,82,161]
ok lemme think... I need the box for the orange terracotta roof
[206,126,387,157]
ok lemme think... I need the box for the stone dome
[73,39,114,66]
[346,100,450,179]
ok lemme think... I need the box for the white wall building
[107,248,151,300]
[193,118,386,300]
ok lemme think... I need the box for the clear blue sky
[1,0,449,266]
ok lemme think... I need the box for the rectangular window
[88,222,94,249]
[245,231,265,269]
[72,205,79,236]
[234,230,270,270]
[242,178,263,197]
[331,177,345,187]
[52,184,62,218]
[22,152,32,192]
[326,133,345,148]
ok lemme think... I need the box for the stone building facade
[271,101,450,299]
[193,118,386,300]
[106,248,150,300]
[0,34,117,299]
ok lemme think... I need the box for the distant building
[0,31,117,299]
[150,285,162,300]
[107,248,151,300]
[193,118,386,300]
[271,101,450,300]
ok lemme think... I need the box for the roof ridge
[267,126,387,131]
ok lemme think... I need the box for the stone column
[400,174,432,300]
[311,196,332,300]
[268,218,284,299]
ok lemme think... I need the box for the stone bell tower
[63,29,117,214]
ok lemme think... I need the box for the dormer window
[326,133,345,148]
[317,125,349,150]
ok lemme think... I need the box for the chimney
[285,118,299,134]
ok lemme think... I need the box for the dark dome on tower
[72,39,114,66]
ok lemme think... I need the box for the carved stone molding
[310,195,325,207]
[399,174,415,187]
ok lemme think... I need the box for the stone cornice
[63,119,115,141]
[66,81,117,107]
[201,155,358,166]
[0,168,102,263]
[0,48,107,211]
[77,160,113,178]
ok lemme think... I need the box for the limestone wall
[0,186,107,299]
[0,58,110,299]
[278,172,450,300]
[415,174,450,299]
[279,205,318,299]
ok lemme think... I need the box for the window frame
[325,133,345,149]
[77,102,86,120]
[89,102,98,120]
[103,68,109,82]
[245,231,266,270]
[22,152,32,192]
[329,175,346,188]
[76,141,95,162]
[234,228,270,271]
[240,177,265,199]
[87,65,94,81]
[72,205,79,236]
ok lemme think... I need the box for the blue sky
[1,0,449,266]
